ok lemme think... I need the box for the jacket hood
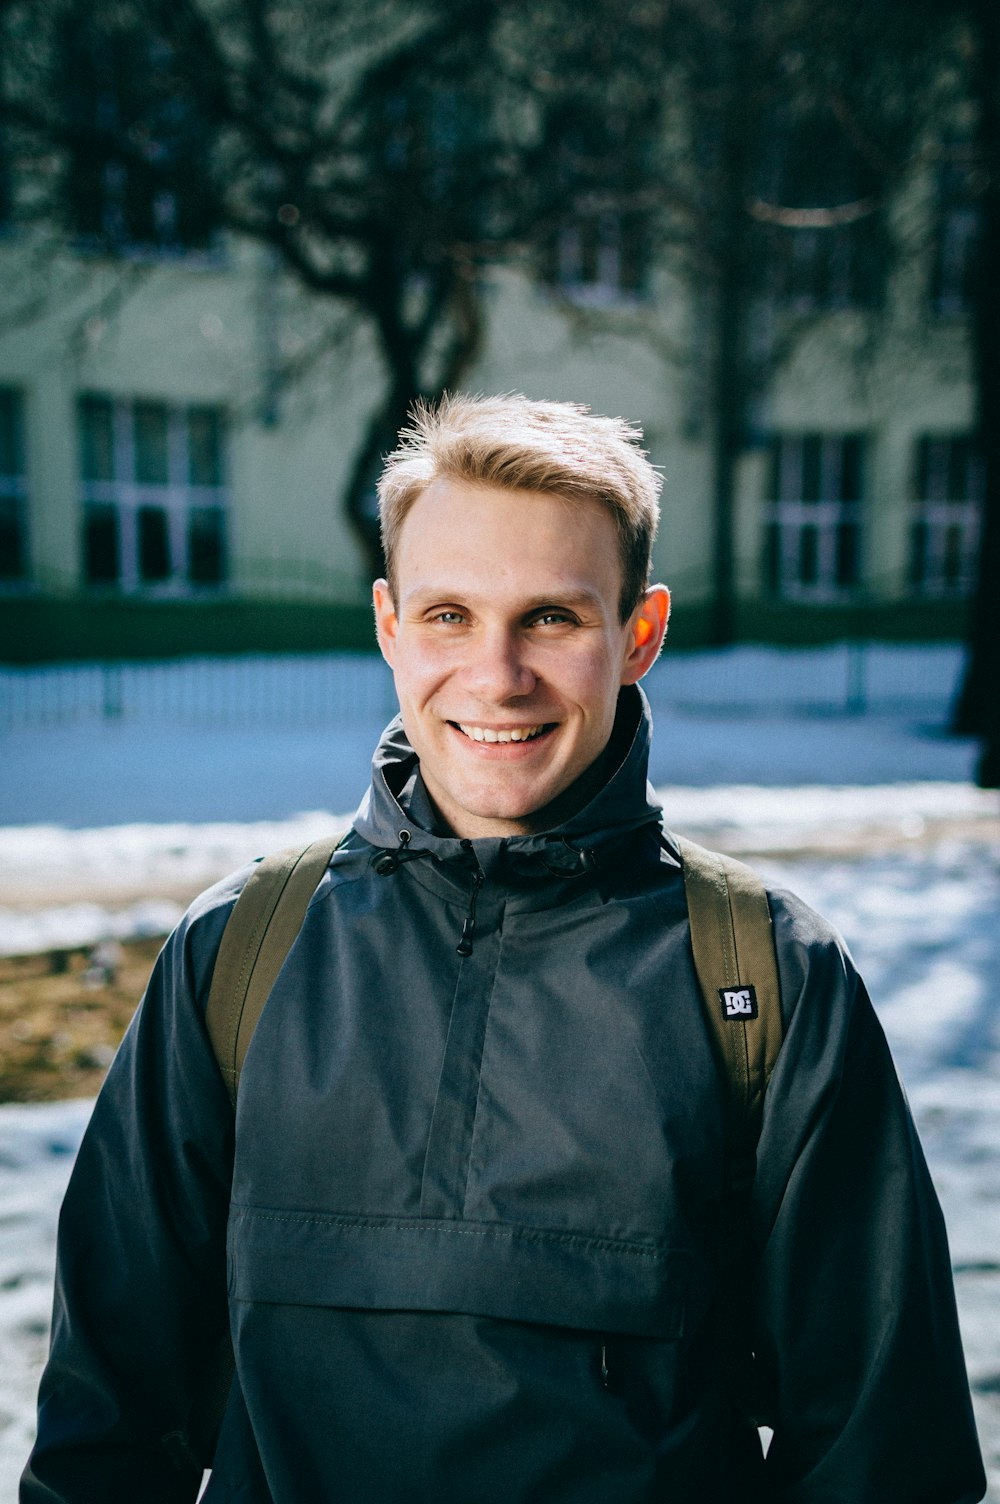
[352,683,662,880]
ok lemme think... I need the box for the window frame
[753,111,883,315]
[0,386,30,589]
[908,433,982,597]
[547,207,650,306]
[59,11,222,262]
[763,432,865,602]
[79,394,229,596]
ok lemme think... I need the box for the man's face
[373,478,668,839]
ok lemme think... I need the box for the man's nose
[463,627,536,701]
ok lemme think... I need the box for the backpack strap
[166,831,346,1474]
[677,836,783,1189]
[678,836,783,1425]
[205,833,346,1109]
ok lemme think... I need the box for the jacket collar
[352,684,662,881]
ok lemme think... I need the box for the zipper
[456,864,484,957]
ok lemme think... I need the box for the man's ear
[621,584,670,685]
[372,579,399,668]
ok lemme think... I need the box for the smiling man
[24,395,984,1504]
[372,472,668,837]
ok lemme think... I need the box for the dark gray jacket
[23,688,985,1503]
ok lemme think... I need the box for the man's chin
[421,771,567,840]
[460,790,556,836]
[421,743,612,839]
[457,771,608,839]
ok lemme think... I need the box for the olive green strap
[205,833,346,1109]
[679,836,783,1427]
[171,831,345,1472]
[677,836,783,1165]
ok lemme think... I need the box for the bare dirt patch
[0,938,163,1102]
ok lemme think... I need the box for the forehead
[394,478,623,604]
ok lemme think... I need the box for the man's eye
[533,611,574,627]
[433,610,465,624]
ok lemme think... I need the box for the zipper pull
[456,867,483,957]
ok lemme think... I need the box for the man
[24,394,985,1502]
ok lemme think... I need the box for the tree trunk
[342,272,485,586]
[708,235,748,647]
[952,0,1000,788]
[706,0,754,648]
[343,381,416,585]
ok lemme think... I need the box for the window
[0,388,28,585]
[541,113,650,304]
[59,9,218,256]
[546,211,648,304]
[754,115,882,313]
[762,222,876,312]
[909,435,981,596]
[930,149,982,318]
[372,82,489,269]
[763,434,864,599]
[79,395,228,593]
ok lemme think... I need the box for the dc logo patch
[720,985,758,1020]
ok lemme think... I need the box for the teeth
[457,723,546,743]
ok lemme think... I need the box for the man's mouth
[452,722,552,744]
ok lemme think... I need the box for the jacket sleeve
[20,873,245,1504]
[750,889,986,1504]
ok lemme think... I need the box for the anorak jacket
[23,688,985,1504]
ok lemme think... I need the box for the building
[0,81,982,662]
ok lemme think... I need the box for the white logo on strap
[722,986,755,1018]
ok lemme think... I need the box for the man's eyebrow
[403,585,608,614]
[520,589,606,612]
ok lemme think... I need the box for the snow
[0,1101,93,1492]
[1,645,998,1497]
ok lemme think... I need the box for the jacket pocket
[228,1203,692,1340]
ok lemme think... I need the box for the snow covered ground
[1,645,998,1497]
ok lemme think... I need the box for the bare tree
[1,0,572,572]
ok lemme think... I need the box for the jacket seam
[460,903,506,1215]
[230,1208,671,1259]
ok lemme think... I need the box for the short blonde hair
[377,393,662,621]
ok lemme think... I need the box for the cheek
[559,647,625,705]
[392,644,448,704]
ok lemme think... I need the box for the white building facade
[0,165,981,661]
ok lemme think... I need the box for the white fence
[644,642,966,717]
[0,653,399,730]
[0,642,967,731]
